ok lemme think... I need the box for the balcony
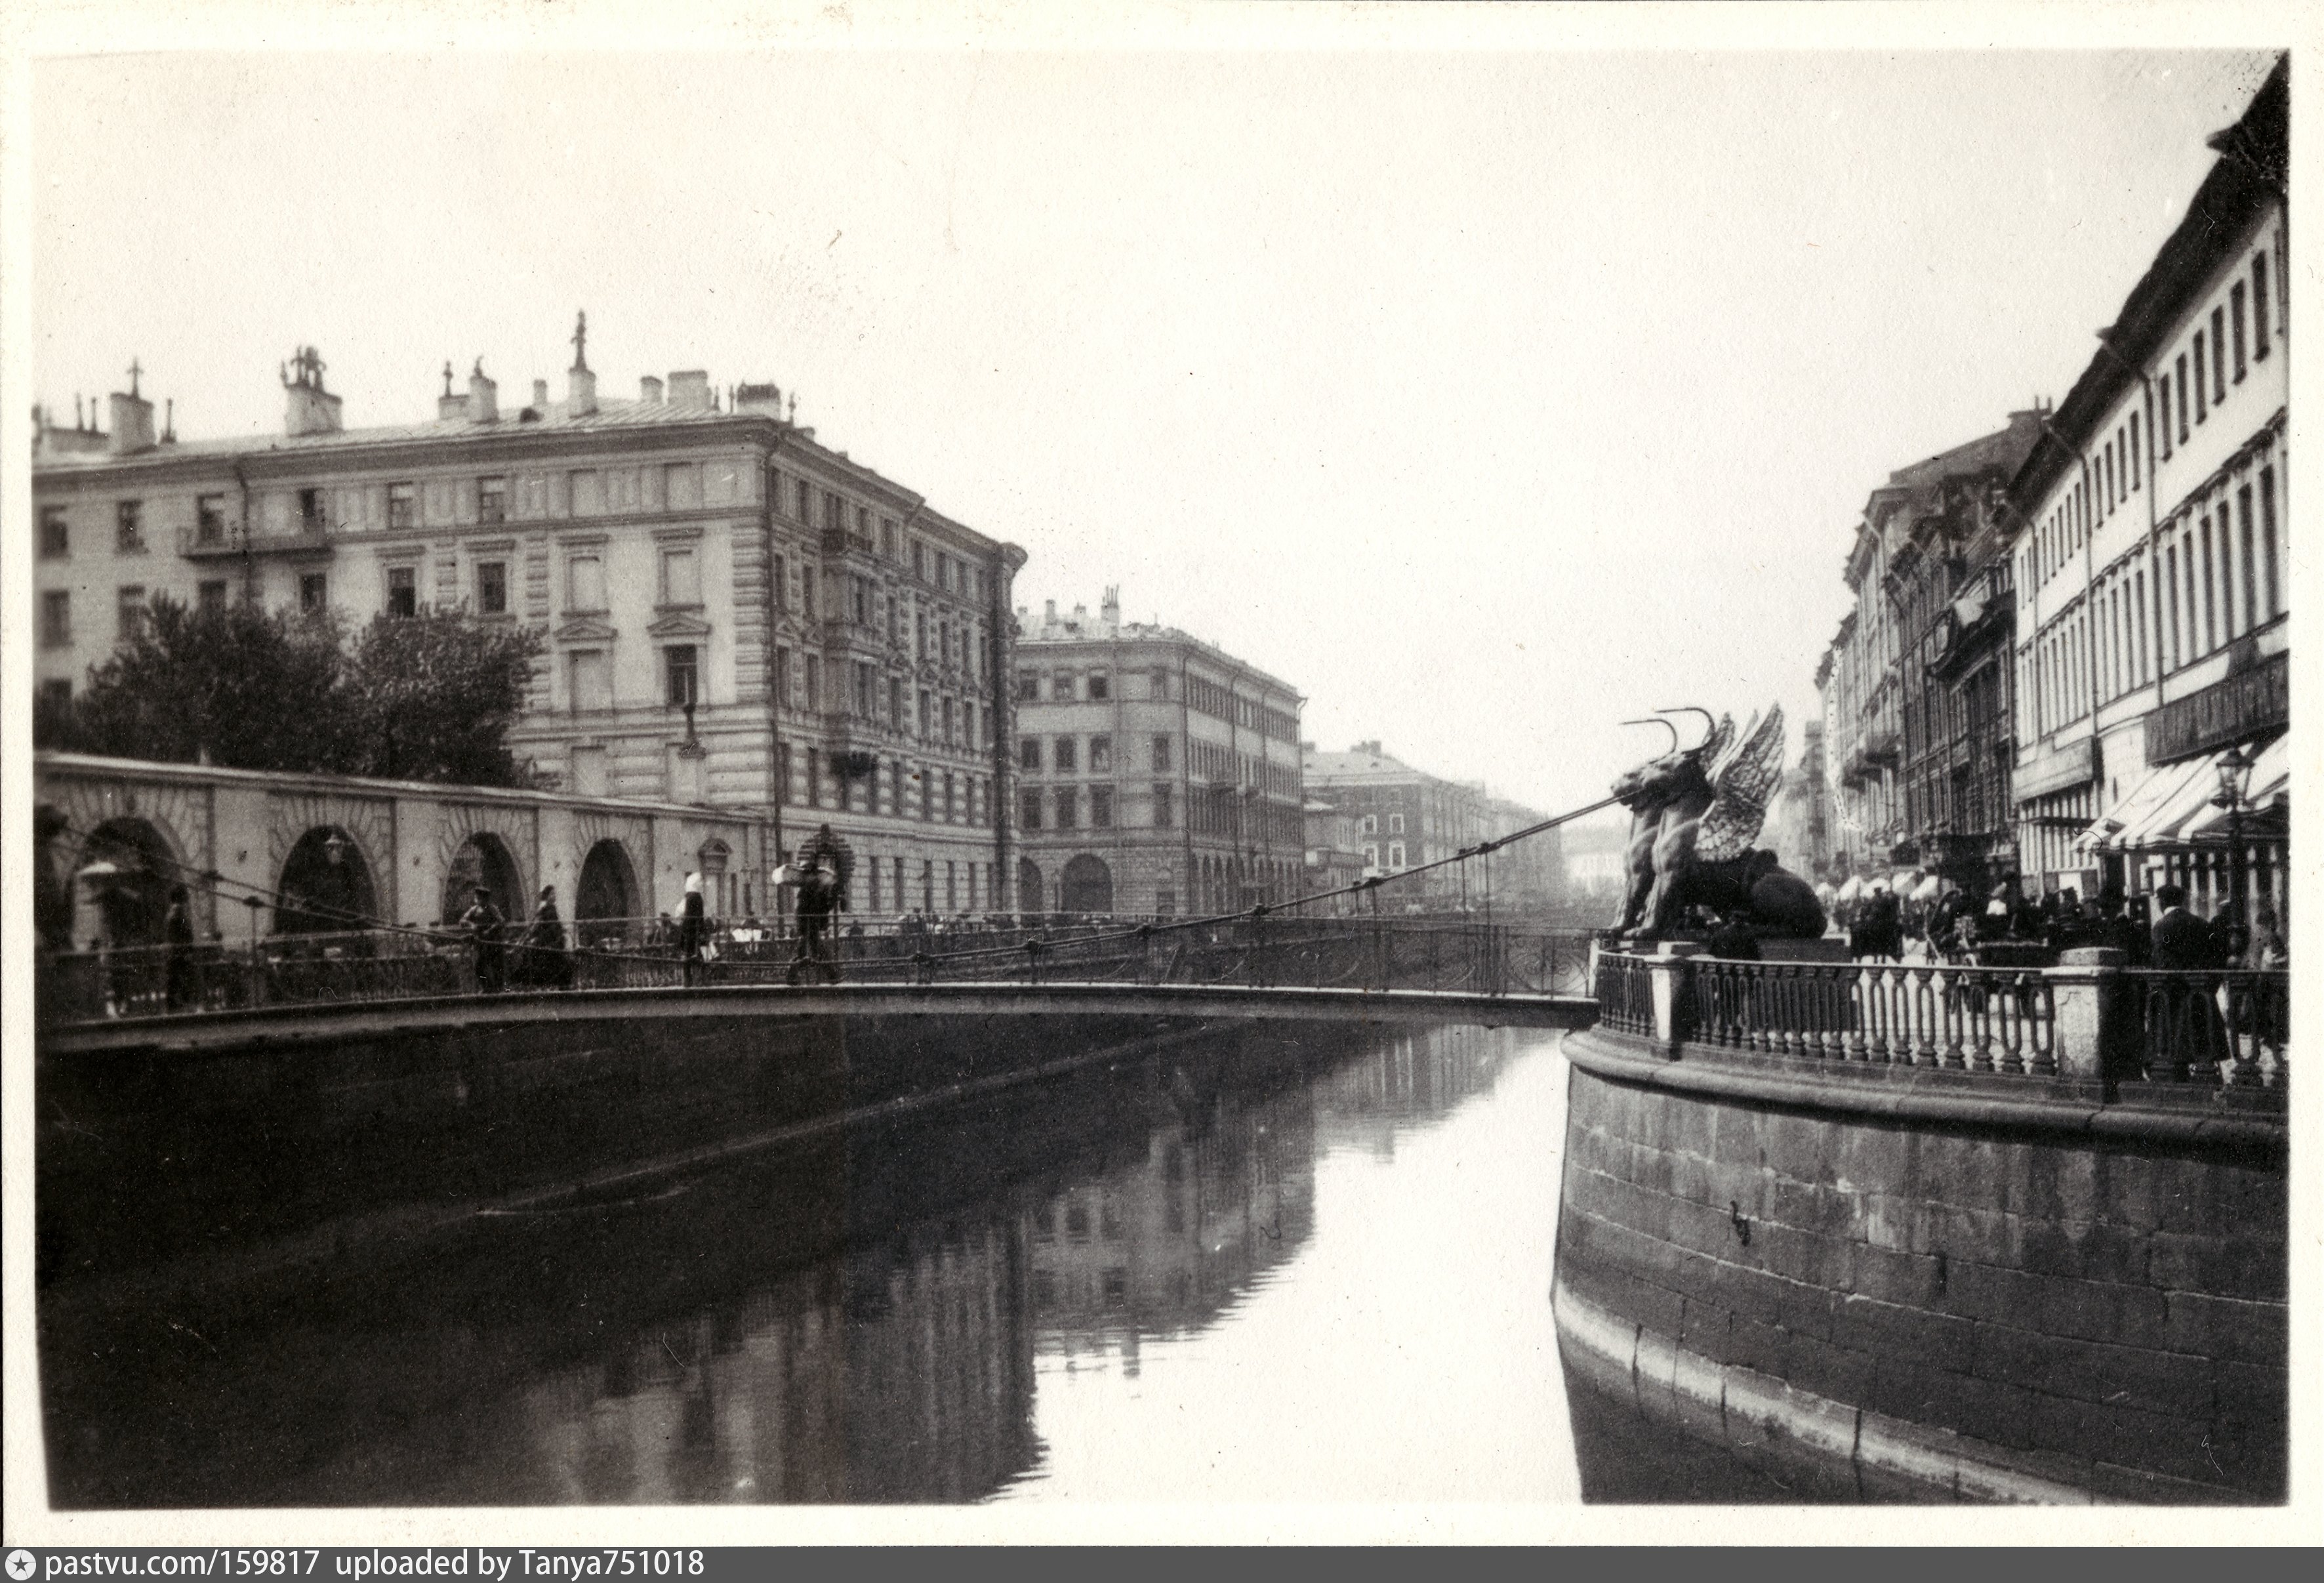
[178,524,334,560]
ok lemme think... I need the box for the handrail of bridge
[1590,949,2289,1098]
[33,918,1602,1029]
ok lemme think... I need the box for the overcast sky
[29,34,2280,819]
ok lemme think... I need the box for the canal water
[41,1020,1845,1506]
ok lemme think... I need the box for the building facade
[31,321,1027,919]
[1816,411,2041,890]
[1010,591,1305,917]
[2005,58,2287,918]
[1300,741,1555,914]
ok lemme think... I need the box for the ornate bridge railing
[1593,948,2287,1098]
[32,917,1599,1030]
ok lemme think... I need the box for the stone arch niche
[1017,857,1044,916]
[45,772,213,935]
[442,831,525,925]
[1060,853,1114,916]
[575,838,640,945]
[275,826,381,935]
[73,816,180,949]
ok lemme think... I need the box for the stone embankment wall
[1555,1026,2287,1503]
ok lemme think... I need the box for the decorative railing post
[1648,941,1704,1049]
[2049,947,2125,1083]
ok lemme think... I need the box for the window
[477,560,508,615]
[916,687,931,736]
[115,500,145,553]
[856,661,876,718]
[1389,812,1406,834]
[2237,485,2257,636]
[2253,252,2271,360]
[117,585,147,641]
[1020,788,1044,831]
[1054,737,1078,773]
[1364,844,1379,869]
[943,696,957,744]
[1021,737,1042,773]
[2129,422,2140,490]
[1090,735,1112,772]
[197,579,227,614]
[661,546,699,606]
[1362,813,1379,834]
[2260,466,2279,619]
[2159,380,2172,458]
[773,554,788,611]
[2191,336,2207,421]
[2210,306,2226,402]
[807,656,823,712]
[1389,844,1405,867]
[2231,282,2248,381]
[479,475,508,524]
[298,487,326,531]
[666,646,699,707]
[881,518,897,557]
[568,554,605,611]
[1150,667,1171,700]
[1152,783,1173,828]
[2201,515,2217,651]
[1088,670,1111,701]
[2176,354,2191,439]
[40,590,71,648]
[382,565,417,618]
[1055,788,1078,830]
[387,482,416,529]
[1152,734,1172,772]
[1052,668,1075,701]
[191,493,228,546]
[39,506,68,558]
[1090,787,1113,829]
[888,675,903,727]
[571,650,610,712]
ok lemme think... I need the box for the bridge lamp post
[2211,745,2253,934]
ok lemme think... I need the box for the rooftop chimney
[437,360,466,419]
[1101,585,1120,633]
[531,379,550,411]
[466,358,498,424]
[640,374,664,405]
[109,358,157,455]
[566,309,598,417]
[667,370,712,410]
[1044,599,1058,628]
[281,345,343,436]
[735,380,785,417]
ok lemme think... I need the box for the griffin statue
[1610,703,1825,943]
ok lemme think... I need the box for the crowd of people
[1816,871,2287,972]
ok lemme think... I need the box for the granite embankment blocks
[1556,1052,2287,1500]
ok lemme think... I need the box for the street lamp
[2212,745,2254,931]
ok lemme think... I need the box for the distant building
[1300,740,1559,914]
[31,320,1025,920]
[2005,56,2287,918]
[1302,797,1368,907]
[1816,409,2043,892]
[1011,589,1304,916]
[1764,719,1832,882]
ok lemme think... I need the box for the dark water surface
[42,1019,1831,1506]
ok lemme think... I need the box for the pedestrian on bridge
[518,885,573,989]
[787,859,842,985]
[679,872,707,986]
[460,886,506,993]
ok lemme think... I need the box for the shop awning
[2087,757,2212,853]
[2176,733,2290,845]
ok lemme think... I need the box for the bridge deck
[41,981,1600,1056]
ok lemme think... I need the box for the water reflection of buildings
[468,1218,1036,1505]
[1026,1085,1318,1362]
[1311,1025,1514,1159]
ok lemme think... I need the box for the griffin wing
[1696,704,1785,863]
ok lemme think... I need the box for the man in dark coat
[2150,884,2216,970]
[163,884,197,1010]
[460,886,507,993]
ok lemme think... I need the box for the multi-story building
[1302,800,1369,907]
[31,319,1027,919]
[2007,57,2287,916]
[1011,590,1305,916]
[1817,409,2043,890]
[1301,740,1555,913]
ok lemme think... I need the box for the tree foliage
[342,608,546,785]
[39,597,548,789]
